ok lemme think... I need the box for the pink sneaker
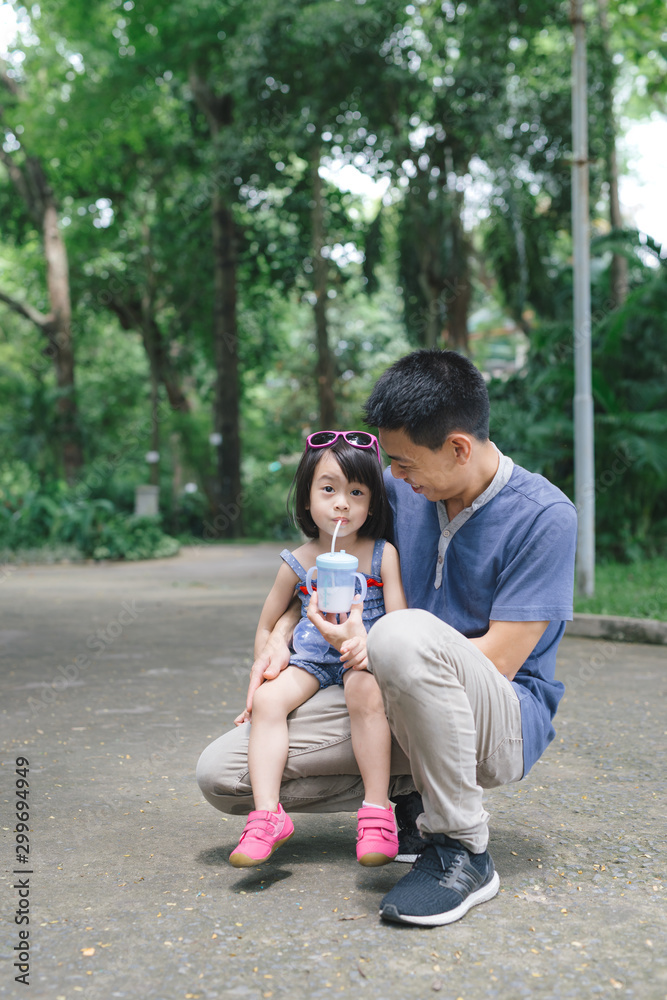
[356,805,399,866]
[229,804,294,868]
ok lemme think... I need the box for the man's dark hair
[289,438,389,540]
[363,349,490,449]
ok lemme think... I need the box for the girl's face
[308,450,372,543]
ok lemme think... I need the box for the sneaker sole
[358,851,396,867]
[229,829,294,868]
[393,852,420,863]
[379,870,500,926]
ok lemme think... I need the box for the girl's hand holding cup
[306,590,366,653]
[340,634,369,671]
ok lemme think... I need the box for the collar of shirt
[434,449,514,589]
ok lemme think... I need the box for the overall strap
[279,548,307,583]
[370,538,386,579]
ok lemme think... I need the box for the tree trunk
[189,70,243,537]
[444,270,471,352]
[211,196,243,537]
[311,150,336,429]
[0,145,83,482]
[104,288,223,512]
[40,181,83,481]
[141,315,191,414]
[416,271,442,349]
[148,369,160,487]
[108,292,192,415]
[607,140,629,307]
[598,0,629,308]
[444,190,471,353]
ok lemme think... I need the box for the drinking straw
[331,519,343,554]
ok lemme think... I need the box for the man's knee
[368,609,430,703]
[195,729,250,811]
[369,609,464,706]
[195,740,224,798]
[368,609,434,672]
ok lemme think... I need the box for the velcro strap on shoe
[238,813,279,842]
[357,808,396,835]
[359,816,396,832]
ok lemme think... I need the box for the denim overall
[279,538,387,689]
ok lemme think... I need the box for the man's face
[379,427,466,503]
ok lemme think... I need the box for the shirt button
[438,556,443,564]
[443,530,450,537]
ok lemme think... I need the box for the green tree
[0,61,83,480]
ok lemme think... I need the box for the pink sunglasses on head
[305,430,381,464]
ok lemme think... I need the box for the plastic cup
[305,550,367,614]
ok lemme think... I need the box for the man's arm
[234,595,301,723]
[468,620,549,682]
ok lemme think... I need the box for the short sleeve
[490,502,577,622]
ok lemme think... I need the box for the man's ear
[447,433,474,464]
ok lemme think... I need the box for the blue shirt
[384,457,577,775]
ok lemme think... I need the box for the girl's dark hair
[363,348,490,449]
[288,438,389,540]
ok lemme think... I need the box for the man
[196,348,577,927]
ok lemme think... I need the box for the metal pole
[571,0,595,597]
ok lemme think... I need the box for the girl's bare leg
[343,669,392,808]
[248,666,320,812]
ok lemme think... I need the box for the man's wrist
[274,619,293,639]
[274,604,299,642]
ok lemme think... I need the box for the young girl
[230,430,407,868]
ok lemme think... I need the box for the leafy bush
[0,469,179,561]
[488,265,667,561]
[89,514,180,561]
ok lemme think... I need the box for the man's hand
[306,591,367,655]
[239,596,301,719]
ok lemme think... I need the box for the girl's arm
[377,541,407,613]
[234,563,300,724]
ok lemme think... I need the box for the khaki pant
[196,609,524,853]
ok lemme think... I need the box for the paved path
[1,545,665,1000]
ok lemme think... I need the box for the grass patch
[574,558,667,621]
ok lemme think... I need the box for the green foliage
[489,259,667,561]
[88,514,180,562]
[1,0,666,560]
[574,557,667,622]
[0,468,179,560]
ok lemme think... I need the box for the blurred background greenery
[0,0,666,606]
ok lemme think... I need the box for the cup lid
[315,550,358,570]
